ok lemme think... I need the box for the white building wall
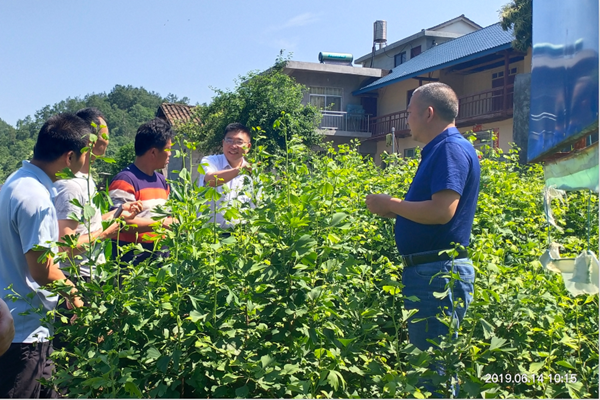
[433,20,479,35]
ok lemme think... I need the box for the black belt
[401,249,469,267]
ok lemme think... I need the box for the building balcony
[456,85,514,126]
[367,86,514,139]
[318,111,371,136]
[368,110,410,138]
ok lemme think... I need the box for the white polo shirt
[197,154,256,229]
[0,161,59,343]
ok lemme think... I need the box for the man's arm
[57,219,124,255]
[0,298,15,357]
[117,216,173,233]
[24,250,83,308]
[109,177,169,234]
[366,189,460,225]
[58,201,143,252]
[203,161,251,187]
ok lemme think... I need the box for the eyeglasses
[224,138,248,146]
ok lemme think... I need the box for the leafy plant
[48,133,598,398]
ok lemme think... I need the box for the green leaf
[565,381,583,398]
[188,310,205,322]
[124,382,142,398]
[529,361,544,373]
[480,319,494,339]
[327,370,345,391]
[260,354,274,369]
[282,363,300,375]
[329,212,347,227]
[307,287,324,301]
[382,285,401,295]
[489,336,507,351]
[293,234,317,257]
[556,360,576,370]
[83,204,96,220]
[156,355,170,373]
[336,338,355,347]
[235,385,249,398]
[146,347,161,360]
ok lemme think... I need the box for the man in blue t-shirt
[0,113,89,397]
[366,83,480,393]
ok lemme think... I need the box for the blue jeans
[402,258,475,395]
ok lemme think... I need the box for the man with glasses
[198,123,255,229]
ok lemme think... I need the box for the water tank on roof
[318,52,354,64]
[374,20,387,43]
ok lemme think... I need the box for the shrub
[49,136,598,398]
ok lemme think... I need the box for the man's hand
[99,222,120,240]
[0,298,15,357]
[365,194,397,218]
[241,160,252,173]
[162,216,174,229]
[65,286,84,310]
[121,201,143,219]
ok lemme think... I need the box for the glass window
[394,52,407,67]
[309,87,342,111]
[410,46,421,58]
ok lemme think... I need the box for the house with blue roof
[353,21,531,164]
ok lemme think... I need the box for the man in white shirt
[0,113,89,398]
[198,123,255,229]
[54,108,141,281]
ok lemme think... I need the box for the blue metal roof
[354,23,514,95]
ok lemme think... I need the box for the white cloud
[264,12,320,33]
[281,12,320,29]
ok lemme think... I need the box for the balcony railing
[319,111,370,133]
[369,110,409,137]
[369,86,514,137]
[457,85,514,122]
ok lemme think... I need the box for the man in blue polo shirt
[366,82,480,394]
[0,113,89,398]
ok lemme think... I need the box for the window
[404,147,416,158]
[394,51,406,67]
[406,89,415,107]
[492,67,517,80]
[410,45,422,58]
[309,87,342,111]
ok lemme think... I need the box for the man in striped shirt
[109,118,173,266]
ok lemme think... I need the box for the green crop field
[48,136,598,398]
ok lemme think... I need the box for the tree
[500,0,532,52]
[0,86,189,183]
[180,56,322,157]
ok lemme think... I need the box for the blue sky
[0,0,509,126]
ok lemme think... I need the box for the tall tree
[500,0,533,52]
[180,56,321,157]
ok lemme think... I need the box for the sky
[0,0,509,127]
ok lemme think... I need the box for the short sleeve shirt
[54,172,105,276]
[395,127,481,255]
[0,161,59,343]
[198,154,255,229]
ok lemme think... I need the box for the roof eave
[353,42,513,95]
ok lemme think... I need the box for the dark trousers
[112,240,163,266]
[0,341,58,398]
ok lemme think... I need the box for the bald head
[412,83,459,122]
